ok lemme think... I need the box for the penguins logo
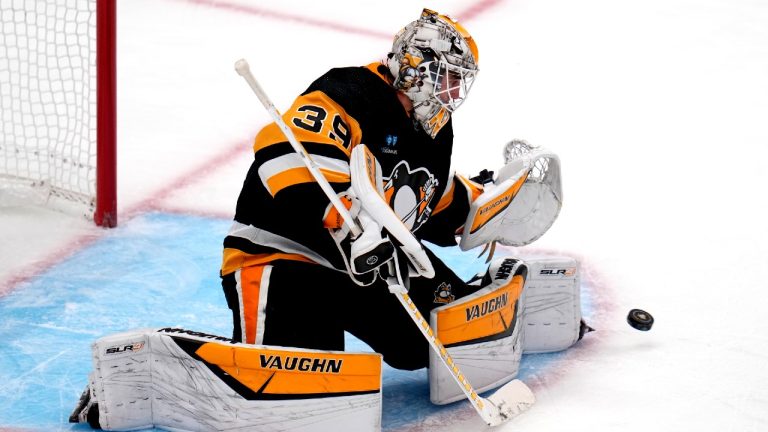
[383,161,438,232]
[433,282,455,304]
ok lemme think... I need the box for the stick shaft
[235,59,361,238]
[387,280,499,424]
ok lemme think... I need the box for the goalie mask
[388,8,479,138]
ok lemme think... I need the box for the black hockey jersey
[222,63,473,276]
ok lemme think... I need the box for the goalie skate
[68,383,100,428]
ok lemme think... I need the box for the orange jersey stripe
[457,174,484,202]
[254,90,362,154]
[365,62,392,85]
[222,249,315,276]
[240,265,265,345]
[265,166,350,197]
[431,178,456,216]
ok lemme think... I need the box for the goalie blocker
[70,328,382,432]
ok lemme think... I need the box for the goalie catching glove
[459,140,563,251]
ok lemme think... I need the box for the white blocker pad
[428,258,526,405]
[81,328,382,432]
[349,144,434,278]
[521,257,582,353]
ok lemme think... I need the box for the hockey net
[0,0,116,226]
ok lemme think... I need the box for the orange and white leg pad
[520,256,583,353]
[428,258,527,405]
[72,328,383,431]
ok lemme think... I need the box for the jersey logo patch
[383,161,438,232]
[434,282,455,304]
[382,134,399,155]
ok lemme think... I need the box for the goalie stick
[234,59,535,426]
[234,60,361,238]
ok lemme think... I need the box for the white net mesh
[504,139,558,187]
[0,0,97,217]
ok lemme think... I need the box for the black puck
[627,309,654,331]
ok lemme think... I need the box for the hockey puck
[627,309,654,331]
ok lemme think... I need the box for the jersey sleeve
[253,90,362,198]
[416,173,484,246]
[222,88,365,276]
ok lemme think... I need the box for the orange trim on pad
[435,274,525,346]
[195,343,382,396]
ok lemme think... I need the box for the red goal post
[0,0,117,227]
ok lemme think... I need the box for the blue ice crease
[0,212,591,431]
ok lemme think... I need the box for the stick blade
[483,379,536,426]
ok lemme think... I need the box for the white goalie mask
[388,9,479,138]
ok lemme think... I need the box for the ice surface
[0,213,598,431]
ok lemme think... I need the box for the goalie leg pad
[428,258,526,405]
[521,256,582,353]
[73,328,383,432]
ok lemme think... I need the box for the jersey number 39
[292,105,352,149]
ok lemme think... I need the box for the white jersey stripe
[227,221,336,269]
[258,153,349,192]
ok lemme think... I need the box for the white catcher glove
[459,140,563,251]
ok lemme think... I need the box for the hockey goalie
[71,8,589,431]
